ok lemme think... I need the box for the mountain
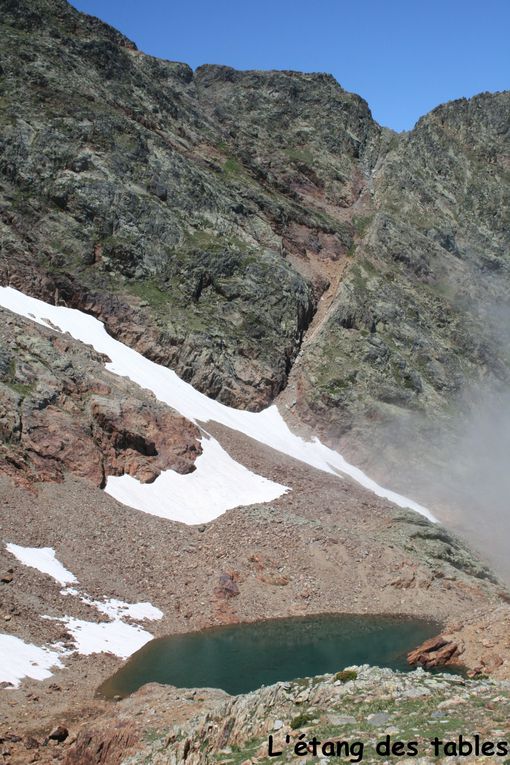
[2,0,508,485]
[1,0,510,760]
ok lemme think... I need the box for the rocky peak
[2,0,137,49]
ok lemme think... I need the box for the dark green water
[97,614,442,699]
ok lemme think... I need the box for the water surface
[98,614,441,698]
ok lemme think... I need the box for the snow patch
[56,617,153,659]
[5,544,162,625]
[0,633,63,688]
[0,286,435,522]
[3,544,163,679]
[95,599,162,622]
[67,590,163,622]
[106,436,289,524]
[5,544,77,585]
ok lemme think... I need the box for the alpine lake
[97,613,449,699]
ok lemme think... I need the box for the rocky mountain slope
[5,665,510,764]
[1,0,508,485]
[89,666,510,765]
[287,90,510,483]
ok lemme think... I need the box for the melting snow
[56,617,154,659]
[107,436,289,523]
[0,286,436,521]
[5,543,77,586]
[64,588,163,621]
[3,544,163,679]
[0,634,63,688]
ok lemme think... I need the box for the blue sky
[70,0,509,132]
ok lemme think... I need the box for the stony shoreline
[9,664,508,764]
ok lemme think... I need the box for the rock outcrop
[64,721,140,765]
[56,666,510,765]
[407,635,462,670]
[0,308,201,487]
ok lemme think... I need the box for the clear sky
[70,0,509,132]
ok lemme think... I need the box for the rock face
[0,0,327,410]
[64,721,139,764]
[0,308,201,487]
[288,91,510,481]
[0,0,509,478]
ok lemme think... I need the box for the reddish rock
[215,573,240,599]
[89,397,200,485]
[481,652,504,670]
[259,573,289,586]
[64,723,140,765]
[407,634,462,669]
[0,313,202,489]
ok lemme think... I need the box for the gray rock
[366,712,391,726]
[325,714,356,726]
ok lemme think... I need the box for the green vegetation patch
[335,669,358,683]
[223,158,243,176]
[290,712,316,730]
[127,279,169,309]
[284,146,315,166]
[2,359,35,398]
[352,214,374,238]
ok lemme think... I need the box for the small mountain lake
[97,614,443,699]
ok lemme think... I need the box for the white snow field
[2,543,163,684]
[0,286,435,522]
[106,436,288,523]
[0,634,63,687]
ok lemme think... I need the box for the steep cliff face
[0,0,509,476]
[289,91,510,479]
[0,0,377,410]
